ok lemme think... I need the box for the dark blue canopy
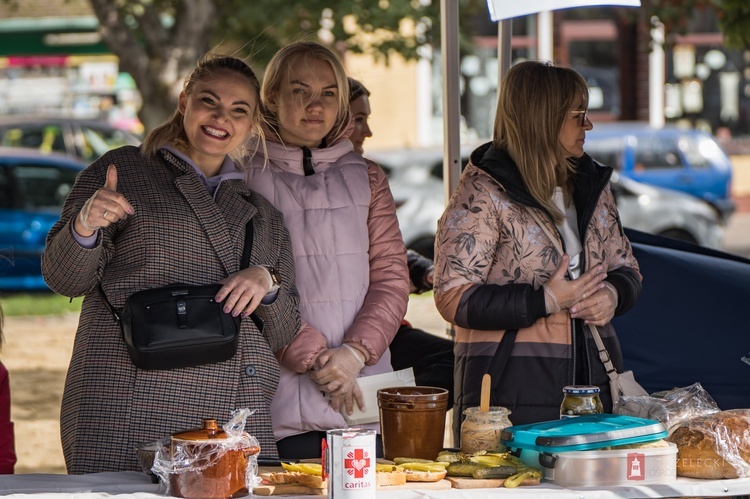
[612,229,750,410]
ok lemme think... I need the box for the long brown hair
[141,52,263,161]
[261,41,350,146]
[494,61,589,222]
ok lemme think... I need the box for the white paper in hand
[342,368,416,425]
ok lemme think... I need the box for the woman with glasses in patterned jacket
[433,61,642,441]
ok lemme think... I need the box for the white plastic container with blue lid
[500,414,677,487]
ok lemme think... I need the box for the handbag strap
[589,324,618,381]
[240,219,253,270]
[98,219,254,323]
[98,283,121,322]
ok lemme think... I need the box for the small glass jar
[460,406,512,454]
[560,385,603,419]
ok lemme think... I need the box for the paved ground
[5,154,750,474]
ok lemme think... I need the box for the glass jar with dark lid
[560,385,603,419]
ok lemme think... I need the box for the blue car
[0,147,86,290]
[584,123,735,222]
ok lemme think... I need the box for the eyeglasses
[570,109,588,127]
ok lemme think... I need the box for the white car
[368,146,724,260]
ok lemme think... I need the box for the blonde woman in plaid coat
[41,54,300,474]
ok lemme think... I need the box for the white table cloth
[0,472,749,498]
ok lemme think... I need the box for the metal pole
[497,19,512,85]
[649,16,665,128]
[538,11,554,62]
[441,0,461,199]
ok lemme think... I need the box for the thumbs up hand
[75,164,135,237]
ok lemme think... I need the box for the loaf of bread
[666,409,750,479]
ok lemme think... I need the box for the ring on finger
[103,209,109,220]
[583,292,587,299]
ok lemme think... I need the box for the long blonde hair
[141,52,264,161]
[260,41,350,146]
[494,61,589,222]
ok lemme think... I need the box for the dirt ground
[3,313,78,474]
[1,294,448,475]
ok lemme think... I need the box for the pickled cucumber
[435,450,464,463]
[399,462,449,472]
[471,465,517,479]
[504,470,541,488]
[446,462,483,477]
[468,454,515,468]
[376,463,401,473]
[393,457,434,465]
[281,462,322,476]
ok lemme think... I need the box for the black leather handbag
[99,220,258,370]
[118,283,241,370]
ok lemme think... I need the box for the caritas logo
[627,452,646,480]
[344,447,373,487]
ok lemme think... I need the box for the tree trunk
[88,0,216,133]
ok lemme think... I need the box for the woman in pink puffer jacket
[242,41,409,459]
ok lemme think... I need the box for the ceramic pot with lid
[166,418,260,499]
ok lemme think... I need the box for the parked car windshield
[13,163,77,213]
[690,135,727,169]
[79,125,136,162]
[0,118,141,163]
[583,136,621,169]
[633,135,684,170]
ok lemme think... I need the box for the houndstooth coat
[42,146,300,474]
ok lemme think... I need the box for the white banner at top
[486,0,641,21]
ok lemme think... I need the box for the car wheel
[408,236,435,261]
[658,229,698,245]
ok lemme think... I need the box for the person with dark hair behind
[348,77,454,408]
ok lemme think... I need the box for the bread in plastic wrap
[613,382,720,432]
[666,409,750,479]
